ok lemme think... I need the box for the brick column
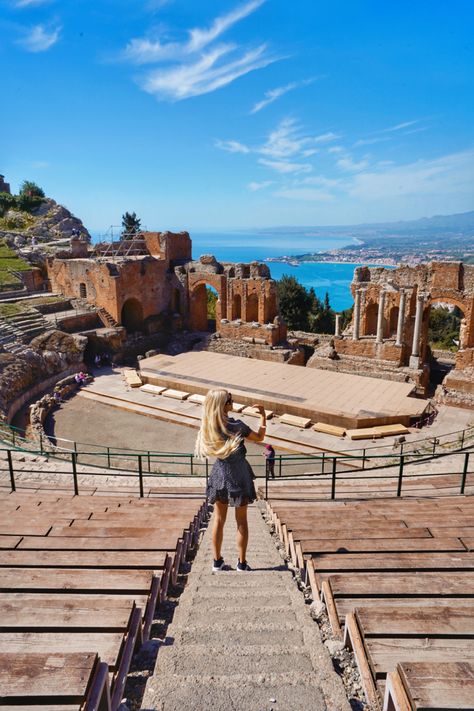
[352,289,362,341]
[395,289,406,347]
[409,294,425,367]
[335,313,341,337]
[375,291,386,344]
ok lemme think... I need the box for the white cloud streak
[18,23,61,52]
[379,119,419,133]
[275,187,335,202]
[250,77,314,114]
[258,158,312,174]
[215,139,251,154]
[15,0,51,7]
[336,155,370,172]
[123,0,277,101]
[248,180,274,191]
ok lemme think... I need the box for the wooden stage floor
[139,352,428,429]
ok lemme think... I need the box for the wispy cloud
[336,155,370,172]
[349,149,474,200]
[15,0,51,7]
[258,118,337,160]
[122,0,278,101]
[379,119,419,134]
[215,139,250,154]
[353,136,390,147]
[250,77,315,114]
[248,180,274,191]
[327,145,344,154]
[18,23,61,52]
[258,158,312,174]
[275,187,335,202]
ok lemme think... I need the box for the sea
[91,230,375,312]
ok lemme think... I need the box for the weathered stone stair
[142,505,350,711]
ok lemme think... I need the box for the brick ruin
[47,231,286,347]
[309,261,474,404]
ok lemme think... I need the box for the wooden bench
[162,388,189,400]
[384,661,474,711]
[279,414,312,429]
[313,422,346,437]
[122,369,142,388]
[0,652,110,710]
[140,384,167,395]
[188,393,206,405]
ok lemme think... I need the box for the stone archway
[232,293,242,320]
[246,292,259,322]
[189,282,220,332]
[364,302,378,335]
[389,306,399,336]
[121,298,144,332]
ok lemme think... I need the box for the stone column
[352,290,362,341]
[395,289,406,347]
[375,291,386,344]
[409,293,425,367]
[335,313,341,337]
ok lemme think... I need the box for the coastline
[266,258,396,268]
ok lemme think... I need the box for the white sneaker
[212,557,225,572]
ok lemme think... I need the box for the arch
[232,293,242,320]
[189,282,219,332]
[171,287,181,314]
[79,282,87,298]
[246,292,259,322]
[364,302,378,336]
[389,306,399,336]
[121,298,144,333]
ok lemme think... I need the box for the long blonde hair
[194,389,242,459]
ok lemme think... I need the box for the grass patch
[0,239,31,289]
[0,303,26,317]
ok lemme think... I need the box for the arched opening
[121,298,144,333]
[232,293,242,320]
[246,292,259,322]
[389,306,399,336]
[428,301,464,388]
[171,288,181,314]
[190,283,219,332]
[79,282,87,298]
[364,302,378,336]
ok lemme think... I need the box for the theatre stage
[139,352,427,429]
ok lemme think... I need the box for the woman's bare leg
[212,500,228,560]
[235,505,249,563]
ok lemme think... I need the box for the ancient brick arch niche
[121,298,144,333]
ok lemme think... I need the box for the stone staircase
[97,306,119,328]
[0,309,51,351]
[142,505,350,711]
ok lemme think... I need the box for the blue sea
[91,229,372,312]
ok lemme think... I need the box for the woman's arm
[246,404,266,442]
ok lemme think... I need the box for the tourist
[195,389,266,572]
[263,443,276,478]
[74,373,82,385]
[94,354,102,368]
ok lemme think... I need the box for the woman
[195,389,266,572]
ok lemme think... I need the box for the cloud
[353,136,391,147]
[215,139,251,154]
[258,118,335,160]
[141,43,276,101]
[349,149,474,200]
[15,0,51,7]
[275,187,335,202]
[336,155,370,172]
[18,23,61,52]
[258,158,312,174]
[314,131,340,144]
[123,1,278,101]
[250,77,314,114]
[379,119,419,133]
[248,180,274,191]
[327,145,344,154]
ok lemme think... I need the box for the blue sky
[1,0,473,232]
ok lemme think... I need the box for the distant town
[264,210,474,267]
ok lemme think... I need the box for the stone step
[144,676,326,711]
[178,625,304,647]
[159,644,314,676]
[189,594,292,613]
[174,609,299,630]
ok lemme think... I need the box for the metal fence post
[190,455,194,476]
[71,452,78,495]
[39,432,43,456]
[362,448,366,470]
[205,458,209,490]
[279,455,282,477]
[12,429,16,447]
[321,452,325,475]
[397,455,404,497]
[7,450,15,492]
[138,455,144,498]
[331,457,337,500]
[147,451,151,473]
[107,446,111,468]
[461,429,465,450]
[74,440,78,464]
[460,452,470,495]
[265,462,269,500]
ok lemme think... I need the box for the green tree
[428,306,461,351]
[19,180,45,198]
[206,287,218,319]
[121,211,141,238]
[0,192,16,217]
[277,275,312,330]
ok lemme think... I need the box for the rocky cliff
[0,198,91,246]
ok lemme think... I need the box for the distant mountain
[257,210,474,237]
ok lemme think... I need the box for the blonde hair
[194,389,242,460]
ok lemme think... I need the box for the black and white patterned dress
[206,418,257,507]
